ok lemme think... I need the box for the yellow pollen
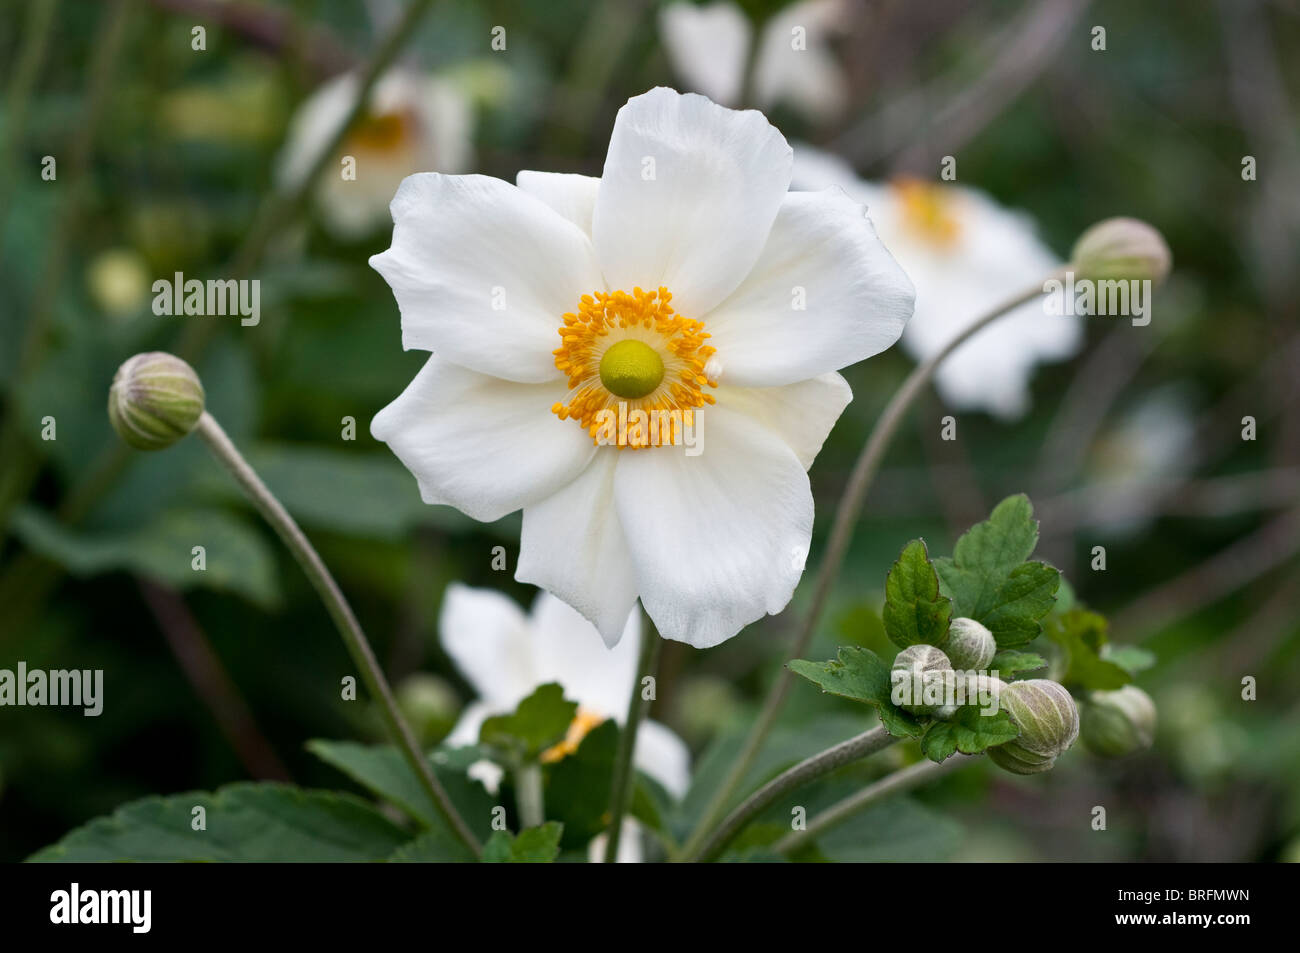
[540,707,607,763]
[893,177,961,247]
[551,286,717,448]
[348,108,417,153]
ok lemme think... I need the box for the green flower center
[598,339,665,400]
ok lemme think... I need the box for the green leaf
[12,504,279,609]
[788,647,925,738]
[27,783,411,862]
[1045,610,1132,691]
[545,718,618,848]
[482,822,563,863]
[933,494,1059,646]
[882,539,953,648]
[479,683,578,761]
[1104,645,1156,676]
[386,827,478,862]
[306,740,497,839]
[811,797,963,863]
[990,650,1048,679]
[921,707,1020,763]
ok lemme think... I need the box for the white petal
[717,372,852,470]
[614,405,812,648]
[527,590,641,713]
[516,451,640,646]
[635,720,692,800]
[372,355,594,522]
[592,87,793,317]
[438,587,537,708]
[753,0,850,122]
[371,173,603,383]
[515,171,600,238]
[704,188,913,386]
[658,3,752,107]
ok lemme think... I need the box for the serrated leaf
[28,782,411,862]
[921,707,1020,764]
[479,683,577,761]
[990,650,1048,679]
[882,539,952,648]
[934,495,1059,646]
[386,826,477,862]
[306,740,496,839]
[788,647,925,738]
[1045,610,1132,691]
[482,822,563,863]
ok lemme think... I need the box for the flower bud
[930,671,1008,721]
[108,352,205,450]
[1081,685,1156,758]
[1070,217,1171,286]
[891,644,952,715]
[394,673,461,747]
[941,617,996,670]
[987,679,1080,775]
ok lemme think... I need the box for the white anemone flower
[439,584,691,804]
[658,0,850,123]
[792,146,1083,420]
[371,88,913,649]
[277,69,472,239]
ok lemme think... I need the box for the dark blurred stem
[774,755,968,856]
[0,0,59,225]
[684,727,896,863]
[603,621,660,862]
[194,411,481,857]
[679,268,1067,862]
[0,0,132,537]
[137,578,292,781]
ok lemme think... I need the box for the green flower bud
[988,679,1080,775]
[108,352,205,450]
[931,671,1008,721]
[891,644,952,715]
[942,617,997,670]
[1070,217,1172,286]
[394,673,461,747]
[1081,685,1156,758]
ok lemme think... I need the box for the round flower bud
[108,352,205,450]
[394,673,460,747]
[930,671,1008,721]
[1081,685,1157,758]
[1070,217,1172,286]
[987,679,1080,775]
[941,617,997,671]
[891,644,952,715]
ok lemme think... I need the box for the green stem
[194,411,481,858]
[515,762,544,829]
[775,755,969,856]
[684,726,897,863]
[602,620,661,862]
[679,270,1067,860]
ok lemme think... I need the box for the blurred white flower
[439,583,691,804]
[276,69,472,239]
[87,248,150,319]
[659,0,850,123]
[792,146,1083,419]
[371,88,913,649]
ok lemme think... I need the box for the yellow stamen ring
[551,286,717,447]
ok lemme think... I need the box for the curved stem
[680,270,1066,860]
[515,763,544,830]
[685,726,896,863]
[603,623,661,862]
[195,412,481,858]
[775,755,969,856]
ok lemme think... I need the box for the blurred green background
[2,0,1298,862]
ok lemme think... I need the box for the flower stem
[515,762,545,829]
[194,411,481,858]
[680,270,1067,860]
[774,755,970,856]
[602,620,661,862]
[683,726,897,863]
